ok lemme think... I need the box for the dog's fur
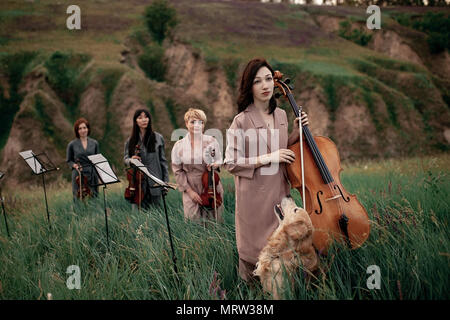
[254,196,318,299]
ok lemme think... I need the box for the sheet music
[19,150,45,174]
[130,158,167,187]
[0,171,4,180]
[88,154,118,184]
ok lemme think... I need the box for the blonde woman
[171,108,224,223]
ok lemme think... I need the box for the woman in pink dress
[224,58,309,281]
[171,108,224,223]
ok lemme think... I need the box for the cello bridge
[325,195,342,202]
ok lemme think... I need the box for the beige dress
[224,104,291,267]
[171,134,224,222]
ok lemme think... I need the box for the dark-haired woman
[124,109,169,209]
[66,117,100,201]
[224,58,309,282]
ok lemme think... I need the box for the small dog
[254,196,318,299]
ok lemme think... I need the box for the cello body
[273,70,370,255]
[287,137,370,254]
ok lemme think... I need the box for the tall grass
[0,155,448,300]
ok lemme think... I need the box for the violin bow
[211,148,217,221]
[274,71,306,209]
[205,145,218,220]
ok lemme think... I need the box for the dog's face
[274,196,312,241]
[274,195,301,224]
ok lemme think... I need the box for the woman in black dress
[124,109,169,209]
[66,118,100,201]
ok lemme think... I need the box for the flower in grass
[135,224,144,241]
[209,271,226,300]
[47,293,53,300]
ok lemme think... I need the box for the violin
[75,158,92,200]
[124,144,145,206]
[274,71,370,254]
[200,147,222,211]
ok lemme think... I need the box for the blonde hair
[184,108,207,124]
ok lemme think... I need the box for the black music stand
[130,158,178,276]
[87,154,120,249]
[0,171,10,237]
[19,150,58,229]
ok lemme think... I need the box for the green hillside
[0,0,449,186]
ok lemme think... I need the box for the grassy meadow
[0,154,448,300]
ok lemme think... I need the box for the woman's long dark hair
[237,58,277,114]
[128,109,156,156]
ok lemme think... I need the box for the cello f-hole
[314,190,323,215]
[334,184,350,202]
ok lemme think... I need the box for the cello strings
[285,85,346,244]
[301,117,344,225]
[304,127,330,183]
[287,88,338,204]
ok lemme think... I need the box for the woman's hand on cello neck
[288,111,309,146]
[293,111,309,130]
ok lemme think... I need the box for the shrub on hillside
[44,51,91,118]
[143,0,178,44]
[395,12,449,54]
[338,20,372,46]
[138,44,166,82]
[414,12,450,54]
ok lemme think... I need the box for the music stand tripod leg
[103,185,110,249]
[162,192,178,276]
[42,172,51,229]
[0,188,10,237]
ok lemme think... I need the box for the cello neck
[285,91,334,185]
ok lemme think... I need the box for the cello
[273,71,370,254]
[75,158,92,200]
[124,144,145,207]
[200,146,222,216]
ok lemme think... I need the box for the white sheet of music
[19,150,45,174]
[88,154,118,184]
[130,158,167,187]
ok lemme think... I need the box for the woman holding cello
[124,109,169,210]
[224,58,309,282]
[66,117,99,202]
[225,58,371,282]
[171,108,224,223]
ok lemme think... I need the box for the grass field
[0,154,448,300]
